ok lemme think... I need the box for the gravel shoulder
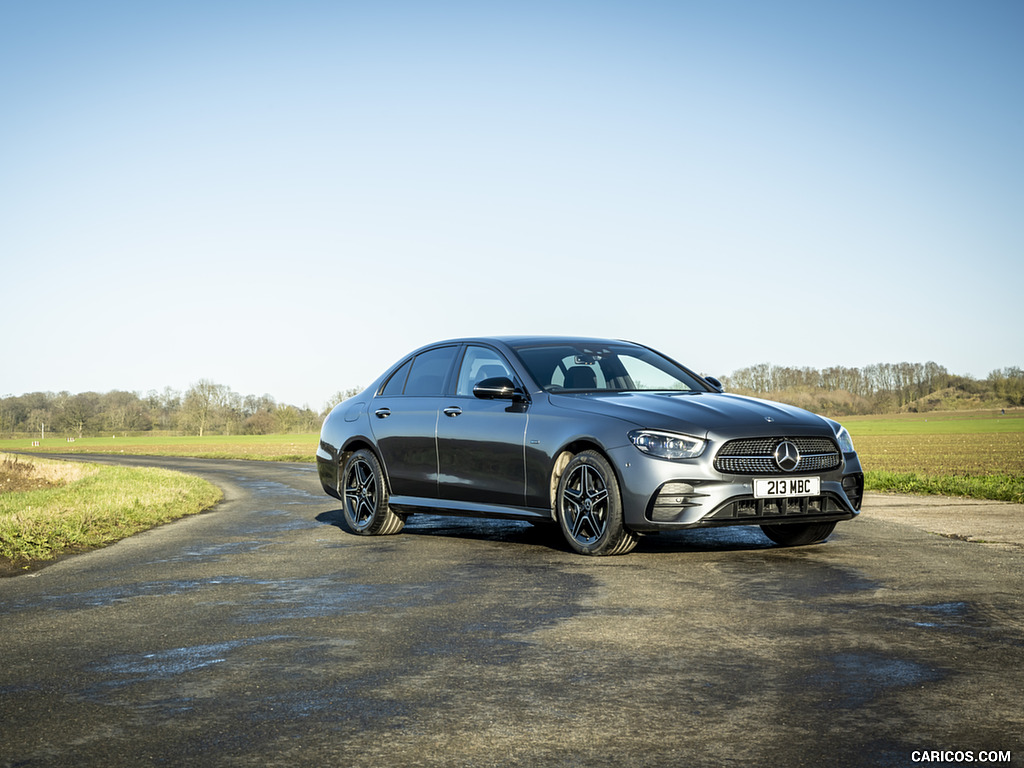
[863,490,1024,549]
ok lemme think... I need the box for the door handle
[443,406,462,417]
[374,408,391,419]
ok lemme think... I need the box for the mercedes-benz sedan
[317,337,863,555]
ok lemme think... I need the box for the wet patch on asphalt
[91,640,253,681]
[247,507,323,534]
[0,576,261,614]
[242,577,383,621]
[232,477,321,503]
[714,553,881,601]
[158,540,272,562]
[822,598,1024,648]
[75,635,308,713]
[907,600,974,628]
[806,652,947,709]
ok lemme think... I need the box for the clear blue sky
[3,1,1022,409]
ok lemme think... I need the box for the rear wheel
[341,450,405,536]
[556,451,637,556]
[760,521,836,547]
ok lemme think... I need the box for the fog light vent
[842,473,865,510]
[662,482,695,496]
[649,482,708,522]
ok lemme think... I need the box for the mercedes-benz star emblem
[773,440,801,472]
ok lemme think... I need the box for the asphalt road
[1,455,1022,768]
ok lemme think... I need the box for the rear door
[370,345,458,499]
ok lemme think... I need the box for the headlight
[835,426,855,454]
[628,430,706,460]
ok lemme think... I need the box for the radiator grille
[714,437,840,475]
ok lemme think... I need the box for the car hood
[548,391,835,438]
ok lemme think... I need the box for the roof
[428,335,637,348]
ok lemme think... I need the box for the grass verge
[1,453,222,575]
[865,470,1024,504]
[0,433,317,462]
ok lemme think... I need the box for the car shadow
[316,508,565,549]
[315,509,777,554]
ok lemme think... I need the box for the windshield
[512,342,709,393]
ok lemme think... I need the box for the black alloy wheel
[556,451,637,556]
[341,449,405,536]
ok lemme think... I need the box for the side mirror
[473,376,527,402]
[704,376,724,393]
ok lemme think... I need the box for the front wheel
[341,450,405,536]
[555,451,637,556]
[760,521,836,547]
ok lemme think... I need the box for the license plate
[753,477,820,498]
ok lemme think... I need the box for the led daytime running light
[628,430,706,460]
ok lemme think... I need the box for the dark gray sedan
[317,337,863,555]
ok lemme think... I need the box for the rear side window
[402,346,458,396]
[381,358,412,396]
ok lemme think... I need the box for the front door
[435,345,528,507]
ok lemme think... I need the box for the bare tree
[180,379,227,437]
[324,387,363,414]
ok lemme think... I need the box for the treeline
[722,362,1024,416]
[0,380,360,438]
[3,363,1022,437]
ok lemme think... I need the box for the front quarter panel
[523,394,638,510]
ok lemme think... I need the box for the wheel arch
[339,438,392,495]
[548,439,621,514]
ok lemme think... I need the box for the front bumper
[610,443,864,533]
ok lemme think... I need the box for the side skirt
[388,495,553,523]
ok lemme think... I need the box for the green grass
[0,433,319,462]
[843,409,1024,435]
[864,471,1023,504]
[1,454,222,572]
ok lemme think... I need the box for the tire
[760,521,837,547]
[341,449,405,536]
[555,451,637,556]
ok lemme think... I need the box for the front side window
[455,346,515,396]
[513,342,707,393]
